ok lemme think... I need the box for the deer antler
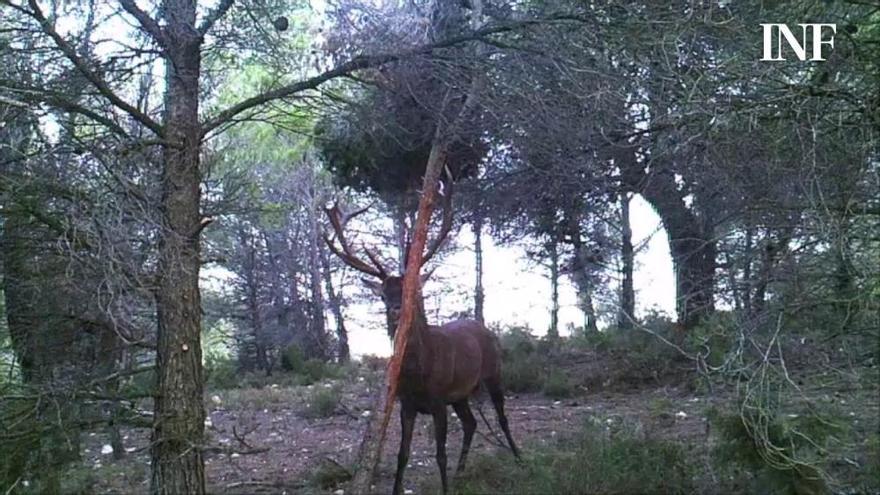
[323,201,389,279]
[421,166,455,265]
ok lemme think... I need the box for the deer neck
[401,293,431,376]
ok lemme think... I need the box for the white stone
[333,490,345,495]
[211,395,222,405]
[675,411,688,419]
[101,444,114,455]
[361,410,372,417]
[231,453,240,458]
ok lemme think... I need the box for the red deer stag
[323,194,520,495]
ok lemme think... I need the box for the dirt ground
[83,380,719,494]
[80,345,878,495]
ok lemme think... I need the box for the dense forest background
[1,0,878,493]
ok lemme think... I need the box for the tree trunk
[618,194,635,329]
[150,6,206,492]
[548,240,560,339]
[307,184,328,360]
[473,214,485,323]
[320,244,350,362]
[570,236,599,334]
[629,165,716,330]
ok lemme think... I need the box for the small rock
[553,401,561,406]
[333,490,345,495]
[675,411,688,419]
[101,444,113,455]
[361,410,372,417]
[211,395,222,405]
[404,490,414,495]
[231,453,240,458]
[205,417,213,428]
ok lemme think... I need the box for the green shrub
[707,405,841,494]
[303,385,341,418]
[542,369,575,399]
[569,329,612,352]
[454,420,694,494]
[499,327,544,393]
[281,344,306,373]
[310,458,352,489]
[499,326,537,358]
[502,353,543,393]
[204,356,240,390]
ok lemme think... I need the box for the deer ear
[361,277,383,297]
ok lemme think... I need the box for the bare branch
[9,0,165,136]
[116,0,168,49]
[201,14,588,138]
[197,0,235,36]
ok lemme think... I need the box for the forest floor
[79,341,878,495]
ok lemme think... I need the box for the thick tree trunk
[570,236,599,334]
[150,7,206,493]
[548,240,559,339]
[628,165,716,330]
[618,195,635,329]
[320,244,350,362]
[473,215,485,323]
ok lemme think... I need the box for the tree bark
[618,194,635,329]
[548,240,560,339]
[150,4,206,492]
[307,183,329,360]
[321,243,350,362]
[626,162,716,330]
[473,214,485,323]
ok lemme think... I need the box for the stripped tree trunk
[349,139,450,494]
[548,240,560,339]
[473,214,485,323]
[618,194,635,329]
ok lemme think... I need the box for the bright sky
[343,195,675,357]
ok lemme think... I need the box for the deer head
[323,177,454,338]
[362,270,434,338]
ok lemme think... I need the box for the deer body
[368,277,520,495]
[323,193,519,495]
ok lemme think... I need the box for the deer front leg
[452,400,476,473]
[431,405,449,494]
[392,402,417,495]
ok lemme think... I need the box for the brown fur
[365,276,520,495]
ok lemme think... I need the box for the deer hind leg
[452,399,477,473]
[487,380,522,460]
[431,405,450,494]
[392,403,417,495]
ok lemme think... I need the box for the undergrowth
[452,420,694,495]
